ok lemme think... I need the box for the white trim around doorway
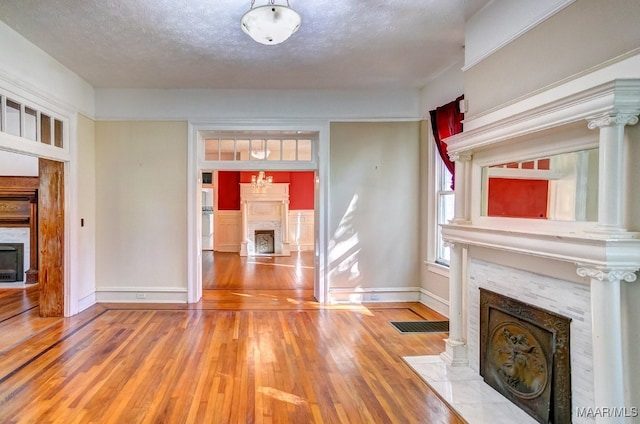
[187,119,330,304]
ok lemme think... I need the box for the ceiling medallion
[241,0,301,45]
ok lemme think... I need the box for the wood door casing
[38,159,64,317]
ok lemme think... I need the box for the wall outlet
[136,293,147,299]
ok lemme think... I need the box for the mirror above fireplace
[481,148,599,221]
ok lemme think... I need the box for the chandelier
[251,171,273,188]
[240,0,301,45]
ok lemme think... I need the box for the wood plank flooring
[0,253,464,423]
[203,251,314,290]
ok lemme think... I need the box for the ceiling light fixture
[250,139,270,159]
[241,0,301,45]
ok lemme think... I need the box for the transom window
[203,131,314,162]
[1,93,66,148]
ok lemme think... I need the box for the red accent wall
[487,178,549,219]
[217,171,241,210]
[218,171,314,210]
[289,172,315,210]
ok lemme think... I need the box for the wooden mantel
[0,176,39,283]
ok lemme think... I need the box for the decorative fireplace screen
[0,243,24,282]
[480,288,571,424]
[255,230,275,254]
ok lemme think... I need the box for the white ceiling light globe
[241,4,301,45]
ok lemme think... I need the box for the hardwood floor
[203,251,315,290]
[0,254,464,423]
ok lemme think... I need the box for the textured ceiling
[0,0,488,90]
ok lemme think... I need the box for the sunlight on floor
[258,387,308,406]
[247,261,313,269]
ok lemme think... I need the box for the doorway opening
[201,169,316,293]
[0,152,66,317]
[190,124,327,303]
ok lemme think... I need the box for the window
[204,135,314,162]
[0,94,67,149]
[436,156,454,266]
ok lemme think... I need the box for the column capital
[443,240,468,249]
[449,152,472,162]
[587,113,639,129]
[576,265,638,283]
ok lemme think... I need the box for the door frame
[0,104,77,317]
[187,120,330,303]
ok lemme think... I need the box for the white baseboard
[95,286,188,303]
[290,243,314,252]
[216,244,240,252]
[419,289,449,317]
[328,286,421,303]
[77,291,96,312]
[0,282,27,288]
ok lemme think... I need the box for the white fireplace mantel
[442,224,640,272]
[440,77,640,422]
[239,183,291,256]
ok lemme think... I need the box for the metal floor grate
[390,321,449,334]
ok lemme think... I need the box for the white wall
[419,59,465,117]
[95,88,422,121]
[0,21,95,118]
[76,114,96,309]
[95,121,188,302]
[464,0,640,116]
[464,0,575,70]
[0,150,38,176]
[328,122,420,301]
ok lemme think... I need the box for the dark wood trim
[0,176,40,190]
[38,159,64,317]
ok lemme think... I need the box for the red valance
[429,95,464,189]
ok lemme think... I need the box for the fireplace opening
[480,289,571,424]
[0,243,24,282]
[254,230,275,254]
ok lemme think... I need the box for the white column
[240,200,248,256]
[450,152,472,224]
[441,241,468,366]
[577,266,638,424]
[281,200,290,255]
[587,114,638,234]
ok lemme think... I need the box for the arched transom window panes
[0,93,67,149]
[203,131,316,162]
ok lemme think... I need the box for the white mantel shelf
[447,79,640,155]
[442,224,640,270]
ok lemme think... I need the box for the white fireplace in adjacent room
[239,182,291,256]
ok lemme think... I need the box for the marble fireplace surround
[239,183,290,256]
[410,78,640,423]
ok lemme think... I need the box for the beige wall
[329,122,420,290]
[418,119,450,305]
[465,0,640,115]
[77,114,96,301]
[95,121,187,296]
